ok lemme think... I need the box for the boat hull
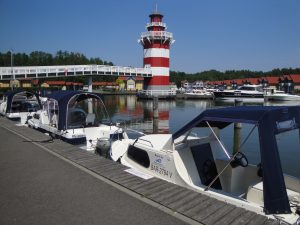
[264,94,300,101]
[184,93,213,99]
[213,91,264,103]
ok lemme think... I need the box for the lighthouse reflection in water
[102,95,212,134]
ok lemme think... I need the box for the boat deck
[0,117,283,225]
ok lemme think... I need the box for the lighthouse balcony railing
[141,31,173,40]
[146,22,167,28]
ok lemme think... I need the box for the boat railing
[133,138,153,148]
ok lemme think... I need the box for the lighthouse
[139,9,175,97]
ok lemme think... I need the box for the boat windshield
[11,92,39,113]
[238,86,263,92]
[67,95,110,129]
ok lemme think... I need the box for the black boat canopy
[5,90,41,113]
[173,106,300,215]
[46,91,104,131]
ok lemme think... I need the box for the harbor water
[103,95,300,178]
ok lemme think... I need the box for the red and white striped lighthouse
[139,10,174,96]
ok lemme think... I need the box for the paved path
[0,125,188,225]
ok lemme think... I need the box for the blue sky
[0,0,299,73]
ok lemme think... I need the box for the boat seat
[86,113,95,127]
[191,143,222,190]
[247,176,300,206]
[85,127,100,151]
[215,159,260,196]
[51,114,58,127]
[19,112,28,125]
[41,111,50,125]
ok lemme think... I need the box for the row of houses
[182,74,300,93]
[0,76,145,91]
[2,74,300,93]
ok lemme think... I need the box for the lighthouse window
[127,145,150,168]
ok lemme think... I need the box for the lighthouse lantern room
[138,9,175,98]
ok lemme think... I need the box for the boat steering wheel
[231,152,248,168]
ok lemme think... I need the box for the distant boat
[184,88,214,99]
[110,106,300,224]
[213,85,264,103]
[0,90,41,124]
[264,89,300,101]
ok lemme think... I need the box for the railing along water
[0,65,152,80]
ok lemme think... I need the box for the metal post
[10,49,14,90]
[233,99,243,154]
[88,76,93,92]
[88,76,93,113]
[11,49,14,78]
[153,96,159,134]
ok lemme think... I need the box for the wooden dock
[0,117,283,225]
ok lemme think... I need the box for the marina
[0,113,286,225]
[1,2,300,224]
[0,93,300,224]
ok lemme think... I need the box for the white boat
[213,84,264,103]
[27,91,124,152]
[111,106,300,224]
[264,89,300,101]
[184,88,214,99]
[0,90,41,124]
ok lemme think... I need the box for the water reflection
[102,95,299,178]
[102,96,216,134]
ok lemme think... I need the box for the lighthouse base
[137,89,176,100]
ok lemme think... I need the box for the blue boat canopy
[173,106,300,215]
[5,90,41,113]
[47,91,104,131]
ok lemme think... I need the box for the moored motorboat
[213,84,264,103]
[111,106,300,224]
[27,91,124,152]
[0,90,41,124]
[184,88,214,99]
[264,89,300,101]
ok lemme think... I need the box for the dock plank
[176,194,211,214]
[213,207,246,225]
[130,178,162,192]
[76,156,103,164]
[138,180,174,197]
[245,213,267,225]
[148,183,185,200]
[118,176,148,188]
[162,188,195,206]
[193,201,226,221]
[200,203,236,225]
[167,191,200,209]
[77,158,106,168]
[184,197,216,218]
[228,210,257,225]
[111,172,142,183]
[263,219,281,225]
[134,179,167,194]
[150,186,187,203]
